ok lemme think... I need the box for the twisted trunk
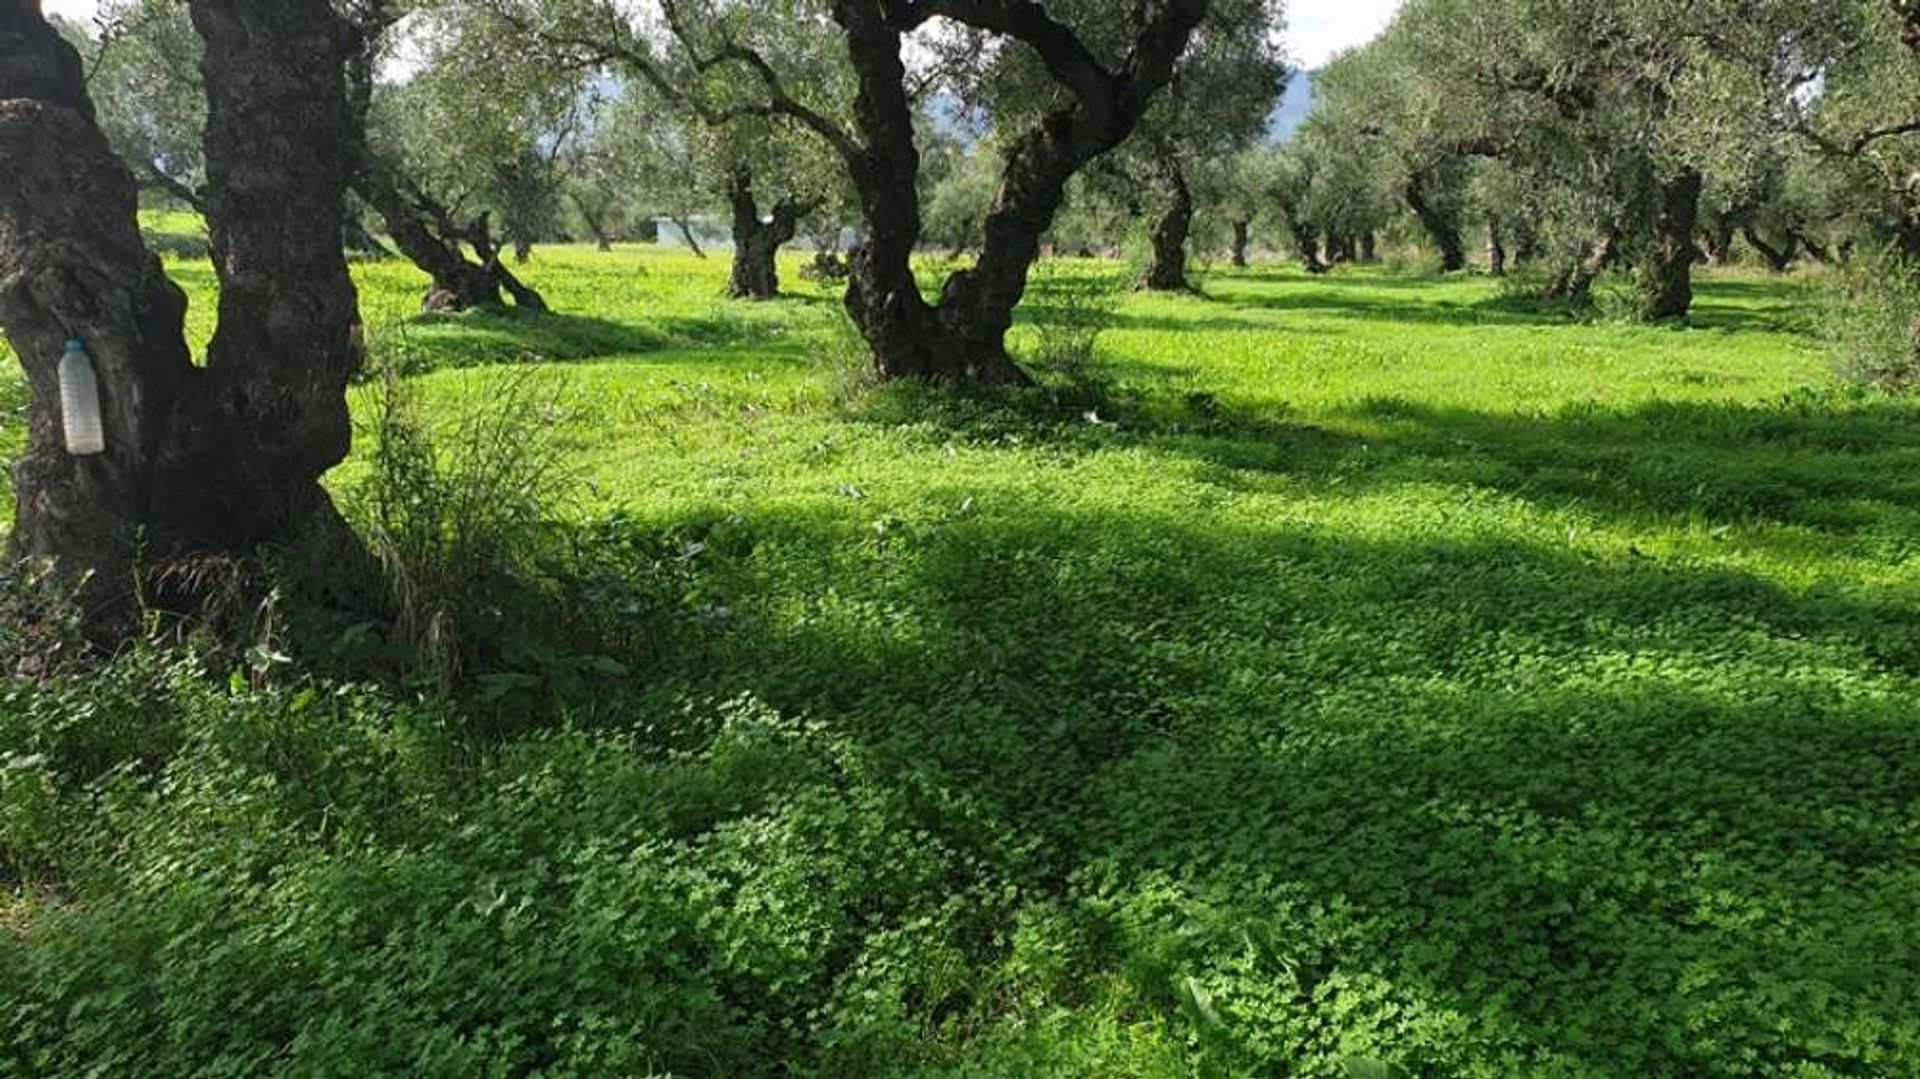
[1700,221,1736,266]
[1742,227,1798,273]
[1637,168,1701,320]
[725,168,807,300]
[1407,169,1466,272]
[1288,218,1327,274]
[1545,225,1621,304]
[671,216,706,259]
[1230,219,1251,268]
[1142,154,1193,291]
[356,166,546,313]
[832,0,1206,385]
[1,0,372,631]
[572,194,615,252]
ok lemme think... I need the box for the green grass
[4,246,1918,1078]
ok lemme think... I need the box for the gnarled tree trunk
[1545,225,1621,304]
[571,193,615,251]
[671,216,706,259]
[1638,168,1702,320]
[1141,154,1193,291]
[834,0,1207,385]
[1288,218,1327,274]
[1,0,373,632]
[1230,219,1251,268]
[1742,227,1798,273]
[1,3,195,624]
[1406,169,1466,272]
[1700,221,1736,266]
[725,168,807,301]
[182,0,372,573]
[356,164,547,313]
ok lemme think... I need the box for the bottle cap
[64,339,84,351]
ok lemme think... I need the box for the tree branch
[898,0,1117,108]
[490,1,864,165]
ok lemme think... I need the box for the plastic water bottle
[57,338,106,456]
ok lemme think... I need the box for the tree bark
[0,0,373,631]
[358,166,502,311]
[1637,168,1702,320]
[831,0,1207,385]
[1487,219,1508,277]
[1142,155,1193,291]
[570,193,615,251]
[353,130,547,313]
[1545,225,1621,304]
[1406,169,1467,272]
[672,216,706,259]
[725,168,806,300]
[1700,221,1736,266]
[1230,219,1251,268]
[1359,232,1378,263]
[1,3,195,625]
[1741,227,1798,273]
[1288,218,1327,274]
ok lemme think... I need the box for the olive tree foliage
[1294,11,1507,275]
[1011,0,1287,291]
[922,135,1004,256]
[358,2,590,310]
[65,0,208,211]
[590,76,844,297]
[1212,145,1284,266]
[1285,108,1403,267]
[1317,0,1917,315]
[1669,0,1920,260]
[487,0,1221,385]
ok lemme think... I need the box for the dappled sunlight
[5,247,1917,1077]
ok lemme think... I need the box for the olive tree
[1,0,383,634]
[356,3,586,310]
[494,0,1220,385]
[1086,0,1287,290]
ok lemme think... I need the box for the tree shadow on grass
[619,494,1920,1076]
[388,303,835,372]
[396,309,673,369]
[1194,268,1819,337]
[852,380,1920,554]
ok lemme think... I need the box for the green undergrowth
[3,245,1918,1078]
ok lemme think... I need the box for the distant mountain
[1268,70,1316,143]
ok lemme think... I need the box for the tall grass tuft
[350,362,581,688]
[820,307,880,408]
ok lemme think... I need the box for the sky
[1286,0,1404,69]
[43,0,1404,69]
